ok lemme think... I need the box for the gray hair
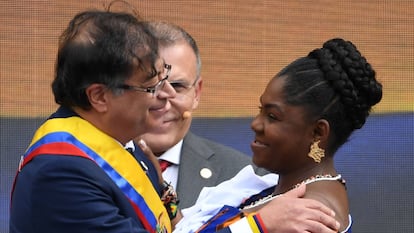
[146,21,201,79]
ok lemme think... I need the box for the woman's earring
[308,140,325,163]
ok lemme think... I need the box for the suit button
[200,168,212,179]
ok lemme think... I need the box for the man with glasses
[118,63,172,94]
[10,10,177,233]
[135,21,258,209]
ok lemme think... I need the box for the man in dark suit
[135,21,260,209]
[10,10,177,232]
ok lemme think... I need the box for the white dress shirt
[158,140,183,189]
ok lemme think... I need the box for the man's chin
[146,119,174,132]
[142,133,179,152]
[140,126,178,141]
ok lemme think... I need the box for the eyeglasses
[118,63,172,96]
[169,78,199,95]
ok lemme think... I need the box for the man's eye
[170,83,188,91]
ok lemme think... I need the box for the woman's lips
[251,139,268,150]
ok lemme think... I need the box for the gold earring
[308,140,325,163]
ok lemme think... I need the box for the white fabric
[341,215,353,233]
[228,217,254,233]
[173,165,278,233]
[159,140,183,188]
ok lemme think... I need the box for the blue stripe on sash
[25,131,158,229]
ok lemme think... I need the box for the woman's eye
[268,113,277,120]
[258,106,278,120]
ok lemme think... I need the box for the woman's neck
[273,158,337,194]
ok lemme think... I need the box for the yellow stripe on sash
[246,214,261,233]
[29,116,171,233]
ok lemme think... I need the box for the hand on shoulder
[304,180,350,232]
[257,184,340,233]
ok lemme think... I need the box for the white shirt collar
[124,140,135,151]
[158,140,183,165]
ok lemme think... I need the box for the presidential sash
[16,116,171,233]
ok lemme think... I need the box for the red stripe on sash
[11,142,92,208]
[22,142,91,167]
[128,199,156,232]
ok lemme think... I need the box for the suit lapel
[177,132,220,208]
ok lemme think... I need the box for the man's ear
[192,77,203,109]
[85,83,109,113]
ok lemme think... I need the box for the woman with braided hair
[173,38,382,233]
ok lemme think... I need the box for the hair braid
[309,38,382,129]
[274,38,382,154]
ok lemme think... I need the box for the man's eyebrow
[169,79,188,84]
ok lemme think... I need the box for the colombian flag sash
[19,116,171,233]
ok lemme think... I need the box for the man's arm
[258,184,339,232]
[217,184,340,233]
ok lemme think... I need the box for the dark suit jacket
[10,153,161,233]
[177,132,266,209]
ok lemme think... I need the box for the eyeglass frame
[168,76,199,94]
[117,63,172,95]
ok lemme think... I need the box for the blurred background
[1,1,413,232]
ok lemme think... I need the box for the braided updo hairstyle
[276,38,382,155]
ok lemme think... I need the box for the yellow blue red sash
[19,116,171,233]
